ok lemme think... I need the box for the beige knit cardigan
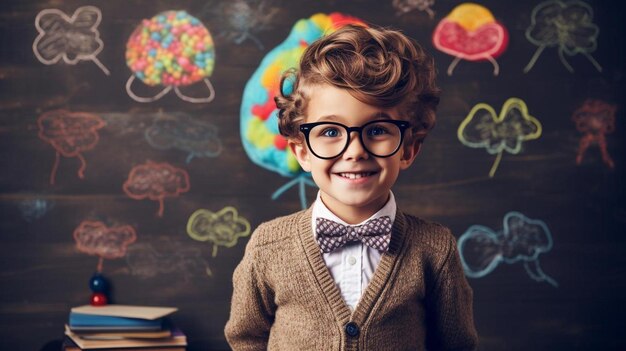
[225,207,478,350]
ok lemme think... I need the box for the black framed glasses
[299,119,411,159]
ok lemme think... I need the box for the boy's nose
[342,131,369,160]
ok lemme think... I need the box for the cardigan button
[345,322,359,337]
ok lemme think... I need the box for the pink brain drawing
[38,110,105,156]
[73,221,137,260]
[37,109,105,184]
[123,161,190,217]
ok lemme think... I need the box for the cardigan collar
[296,206,409,327]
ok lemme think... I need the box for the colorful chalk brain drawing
[73,220,137,272]
[37,109,106,185]
[432,3,508,76]
[33,6,110,75]
[240,13,365,209]
[572,99,616,168]
[458,211,558,287]
[524,0,601,73]
[125,10,216,103]
[458,98,542,178]
[145,113,223,163]
[187,206,251,257]
[123,161,190,217]
[392,0,436,18]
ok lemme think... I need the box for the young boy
[225,24,478,350]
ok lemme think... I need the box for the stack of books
[63,305,187,350]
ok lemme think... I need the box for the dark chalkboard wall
[1,0,625,350]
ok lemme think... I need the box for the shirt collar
[311,191,397,236]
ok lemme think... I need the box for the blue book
[68,304,177,332]
[69,312,164,331]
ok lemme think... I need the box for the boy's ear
[289,140,312,172]
[399,140,422,170]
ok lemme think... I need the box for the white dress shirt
[311,191,397,310]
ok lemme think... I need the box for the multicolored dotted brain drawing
[125,10,216,103]
[240,13,365,209]
[432,3,508,76]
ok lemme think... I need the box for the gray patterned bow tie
[315,216,392,253]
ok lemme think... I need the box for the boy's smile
[333,169,379,185]
[336,171,376,181]
[290,84,421,224]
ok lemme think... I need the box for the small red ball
[90,292,108,306]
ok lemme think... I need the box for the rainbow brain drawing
[433,3,508,76]
[125,10,216,103]
[458,211,558,287]
[458,98,542,178]
[240,13,365,209]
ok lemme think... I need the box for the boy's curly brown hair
[275,24,440,144]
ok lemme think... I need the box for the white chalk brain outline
[33,6,109,74]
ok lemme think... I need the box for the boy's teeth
[339,172,371,179]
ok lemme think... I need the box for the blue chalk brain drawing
[458,211,558,287]
[145,113,222,163]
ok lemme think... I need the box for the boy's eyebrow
[315,114,340,122]
[372,112,393,119]
[313,112,393,122]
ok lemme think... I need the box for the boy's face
[290,84,421,223]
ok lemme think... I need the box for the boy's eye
[366,124,390,136]
[319,127,341,138]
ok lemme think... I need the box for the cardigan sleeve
[224,226,276,351]
[425,229,479,351]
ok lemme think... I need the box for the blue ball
[89,273,108,293]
